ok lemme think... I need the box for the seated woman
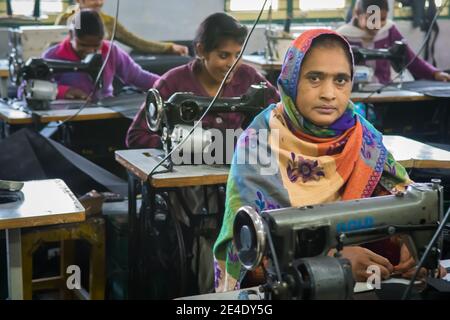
[126,12,279,148]
[56,0,188,56]
[213,29,446,292]
[337,0,450,84]
[42,9,159,100]
[125,12,278,295]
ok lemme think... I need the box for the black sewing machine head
[233,181,443,299]
[17,53,102,110]
[352,40,408,74]
[144,83,270,166]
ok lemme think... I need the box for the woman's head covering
[278,29,354,103]
[213,29,410,292]
[278,29,356,137]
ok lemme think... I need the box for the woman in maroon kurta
[126,12,279,149]
[125,12,279,296]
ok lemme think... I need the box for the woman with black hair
[213,29,447,293]
[41,9,159,100]
[126,12,279,148]
[125,13,279,296]
[56,0,189,56]
[337,0,450,84]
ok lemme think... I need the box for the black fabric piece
[107,105,140,120]
[425,277,450,293]
[46,92,145,120]
[0,128,126,197]
[99,91,146,120]
[375,283,422,300]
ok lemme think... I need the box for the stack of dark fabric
[0,128,126,197]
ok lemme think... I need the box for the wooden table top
[351,90,433,103]
[115,149,229,188]
[0,102,124,125]
[0,59,8,78]
[0,93,145,124]
[383,135,450,169]
[116,136,450,188]
[0,179,85,230]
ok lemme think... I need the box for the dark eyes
[307,75,350,86]
[335,77,350,85]
[307,75,321,83]
[218,52,240,59]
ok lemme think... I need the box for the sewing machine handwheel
[145,88,164,132]
[233,206,266,271]
[8,54,22,86]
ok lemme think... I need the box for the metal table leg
[127,171,139,299]
[140,180,155,298]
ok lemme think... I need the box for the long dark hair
[193,12,247,54]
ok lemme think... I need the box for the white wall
[102,0,224,41]
[104,0,450,70]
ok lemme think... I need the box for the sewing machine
[15,53,103,110]
[144,83,270,167]
[233,181,444,300]
[8,26,69,84]
[352,41,409,90]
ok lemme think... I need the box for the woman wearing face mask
[126,12,279,148]
[40,9,159,100]
[213,29,446,293]
[337,0,450,84]
[55,0,188,56]
[125,12,278,296]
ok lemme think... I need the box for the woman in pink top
[337,0,450,84]
[41,9,159,100]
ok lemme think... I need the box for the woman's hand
[433,71,450,82]
[64,87,88,100]
[171,44,189,56]
[333,246,394,282]
[393,243,447,279]
[393,243,420,278]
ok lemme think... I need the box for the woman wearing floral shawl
[213,29,416,292]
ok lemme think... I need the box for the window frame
[293,0,348,20]
[0,0,71,25]
[393,2,449,20]
[225,0,450,23]
[225,0,289,22]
